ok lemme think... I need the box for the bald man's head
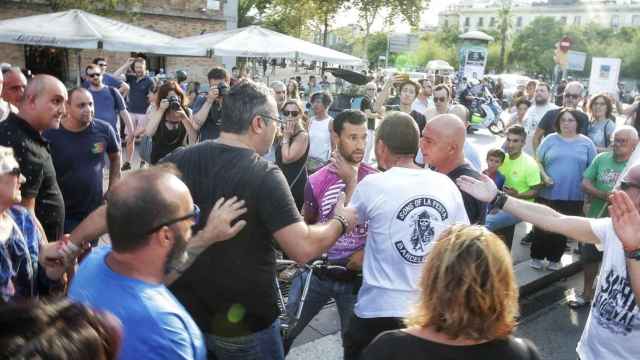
[107,165,191,253]
[1,67,26,107]
[19,75,67,132]
[421,114,467,172]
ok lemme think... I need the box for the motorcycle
[467,94,505,135]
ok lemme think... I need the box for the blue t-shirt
[44,119,119,224]
[537,133,596,201]
[69,246,206,360]
[126,75,154,114]
[88,86,126,134]
[82,73,124,89]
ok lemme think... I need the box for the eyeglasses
[620,180,640,191]
[593,101,607,106]
[97,63,107,67]
[282,110,299,117]
[257,112,284,125]
[146,204,200,234]
[564,93,581,99]
[434,96,448,103]
[87,73,101,78]
[3,167,20,177]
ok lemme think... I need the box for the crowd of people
[0,56,639,360]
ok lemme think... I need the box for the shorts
[581,243,603,263]
[128,113,147,135]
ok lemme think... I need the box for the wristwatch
[626,249,640,261]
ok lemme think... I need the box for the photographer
[192,67,230,141]
[144,81,197,164]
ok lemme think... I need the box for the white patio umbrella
[0,9,206,56]
[179,25,364,66]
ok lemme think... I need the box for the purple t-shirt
[304,163,377,260]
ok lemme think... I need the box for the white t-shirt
[308,115,333,162]
[411,97,433,116]
[577,218,640,360]
[522,102,558,155]
[349,167,470,318]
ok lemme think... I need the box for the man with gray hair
[0,70,14,121]
[270,80,287,111]
[1,67,27,109]
[532,81,589,153]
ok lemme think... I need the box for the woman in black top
[275,99,310,211]
[145,81,197,164]
[362,225,541,360]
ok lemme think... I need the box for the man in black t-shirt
[0,75,66,242]
[193,67,229,141]
[163,81,358,359]
[421,114,486,224]
[532,81,588,153]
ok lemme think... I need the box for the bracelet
[332,214,349,236]
[490,191,509,210]
[281,139,289,145]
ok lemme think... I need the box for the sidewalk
[287,222,583,359]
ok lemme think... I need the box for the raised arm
[608,190,640,303]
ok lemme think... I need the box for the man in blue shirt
[45,88,121,234]
[85,64,134,170]
[68,166,248,360]
[82,57,129,95]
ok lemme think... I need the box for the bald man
[532,81,589,153]
[421,114,487,224]
[45,88,121,234]
[0,74,66,242]
[1,67,27,108]
[449,105,482,171]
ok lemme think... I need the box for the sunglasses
[564,93,581,99]
[87,73,101,78]
[620,180,640,191]
[146,204,200,234]
[434,96,447,103]
[97,63,107,67]
[282,110,299,117]
[4,167,20,177]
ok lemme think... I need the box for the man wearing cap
[343,112,469,359]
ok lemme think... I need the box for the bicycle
[274,255,349,339]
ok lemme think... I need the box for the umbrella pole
[76,50,81,87]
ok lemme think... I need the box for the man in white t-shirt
[521,82,558,155]
[411,79,433,115]
[343,112,469,360]
[307,91,334,173]
[456,163,640,360]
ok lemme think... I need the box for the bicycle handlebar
[276,259,349,272]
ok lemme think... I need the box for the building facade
[0,0,238,85]
[439,0,640,33]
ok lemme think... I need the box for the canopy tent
[425,60,454,72]
[179,25,364,66]
[0,9,206,56]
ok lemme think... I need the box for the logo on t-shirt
[91,142,105,154]
[392,197,449,264]
[592,268,639,336]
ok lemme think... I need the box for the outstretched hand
[202,196,247,243]
[456,174,498,202]
[608,190,640,252]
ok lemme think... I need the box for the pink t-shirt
[304,163,378,260]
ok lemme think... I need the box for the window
[464,17,470,26]
[478,17,484,27]
[611,15,620,28]
[574,16,582,25]
[560,16,567,25]
[490,17,496,27]
[633,15,640,26]
[516,16,523,27]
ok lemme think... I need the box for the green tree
[238,0,273,27]
[366,32,391,67]
[46,0,141,14]
[496,0,513,73]
[510,17,565,76]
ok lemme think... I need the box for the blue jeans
[485,210,521,231]
[284,269,359,352]
[206,319,284,360]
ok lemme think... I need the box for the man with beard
[284,110,377,353]
[0,75,66,242]
[343,112,468,359]
[45,88,121,234]
[68,165,248,360]
[521,82,558,155]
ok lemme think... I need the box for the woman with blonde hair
[275,98,309,210]
[362,225,541,360]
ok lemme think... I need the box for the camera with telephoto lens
[167,95,181,112]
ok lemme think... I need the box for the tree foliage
[46,0,141,14]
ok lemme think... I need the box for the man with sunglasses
[82,57,129,96]
[84,64,135,166]
[423,84,467,122]
[532,81,588,153]
[68,165,247,360]
[457,162,640,360]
